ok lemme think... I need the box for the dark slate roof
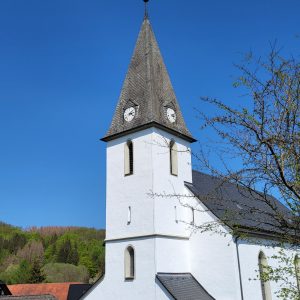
[0,296,56,300]
[186,170,294,236]
[67,284,92,300]
[0,282,11,296]
[102,16,195,142]
[157,273,215,300]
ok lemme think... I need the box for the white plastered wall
[186,188,300,300]
[151,128,192,237]
[155,237,190,273]
[185,189,243,300]
[105,128,192,240]
[85,128,193,299]
[85,124,300,300]
[84,237,185,300]
[238,239,299,300]
[84,238,157,300]
[105,128,155,240]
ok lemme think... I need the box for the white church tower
[80,1,300,299]
[83,2,300,300]
[84,2,198,299]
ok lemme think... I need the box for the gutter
[101,121,197,143]
[235,236,244,300]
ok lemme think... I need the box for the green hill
[0,222,105,284]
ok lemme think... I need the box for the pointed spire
[102,11,195,143]
[144,0,149,19]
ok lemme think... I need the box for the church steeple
[144,0,149,19]
[102,7,195,142]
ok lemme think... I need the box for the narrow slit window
[127,206,131,225]
[191,207,195,225]
[170,140,178,176]
[125,246,135,280]
[259,252,272,300]
[174,206,178,223]
[125,140,134,176]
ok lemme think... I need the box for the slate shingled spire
[102,13,195,142]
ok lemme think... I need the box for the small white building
[83,6,298,300]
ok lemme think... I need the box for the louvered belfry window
[125,140,134,176]
[170,140,178,176]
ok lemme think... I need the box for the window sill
[125,277,135,281]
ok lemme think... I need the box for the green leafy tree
[0,260,32,284]
[56,238,79,265]
[14,260,32,283]
[0,264,19,284]
[42,263,89,283]
[57,238,72,263]
[0,224,105,284]
[44,243,56,263]
[79,255,97,278]
[197,46,300,299]
[69,242,79,265]
[29,259,46,283]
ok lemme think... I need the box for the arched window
[170,140,178,176]
[125,140,134,176]
[295,255,300,292]
[125,246,135,280]
[259,252,272,300]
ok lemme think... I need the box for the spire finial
[144,0,149,19]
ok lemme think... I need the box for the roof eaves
[101,122,196,143]
[234,226,298,242]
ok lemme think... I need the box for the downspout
[235,236,244,300]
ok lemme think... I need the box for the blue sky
[0,0,299,229]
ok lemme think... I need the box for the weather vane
[144,0,149,19]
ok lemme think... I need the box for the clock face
[124,107,136,122]
[166,107,176,123]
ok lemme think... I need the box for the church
[83,2,298,300]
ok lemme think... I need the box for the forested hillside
[0,222,105,284]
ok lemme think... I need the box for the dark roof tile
[102,17,194,142]
[186,170,294,236]
[157,273,215,300]
[67,284,92,300]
